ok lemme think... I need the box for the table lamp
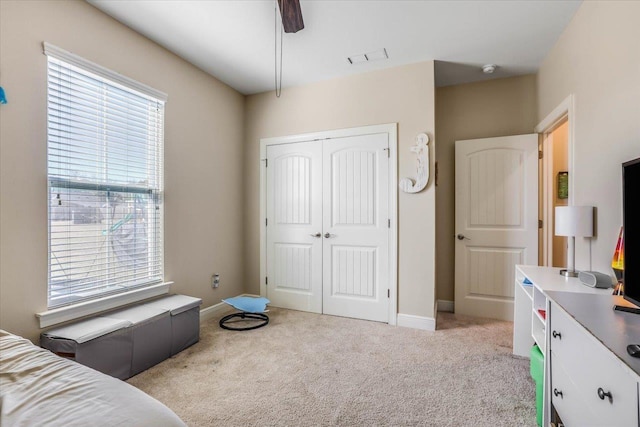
[555,206,594,277]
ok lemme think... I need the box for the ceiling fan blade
[277,0,304,33]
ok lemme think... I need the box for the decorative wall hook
[400,133,430,193]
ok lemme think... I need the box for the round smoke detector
[482,64,497,74]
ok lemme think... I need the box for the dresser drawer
[549,301,639,426]
[550,353,595,426]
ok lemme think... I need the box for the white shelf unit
[523,283,533,299]
[512,272,534,358]
[531,286,547,353]
[533,286,547,322]
[514,265,612,359]
[512,265,614,427]
[531,311,546,354]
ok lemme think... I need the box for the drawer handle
[552,330,562,340]
[553,388,563,399]
[597,387,613,403]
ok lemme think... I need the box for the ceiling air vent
[348,48,388,65]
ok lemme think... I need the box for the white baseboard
[437,300,454,313]
[200,294,264,322]
[397,313,436,331]
[200,301,232,322]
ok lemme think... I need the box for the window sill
[36,282,172,328]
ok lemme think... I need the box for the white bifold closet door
[266,133,390,323]
[266,141,323,313]
[322,134,389,322]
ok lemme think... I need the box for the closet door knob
[553,388,563,399]
[310,233,322,238]
[552,330,562,340]
[597,387,613,402]
[324,233,334,238]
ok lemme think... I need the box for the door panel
[323,134,389,322]
[465,246,523,299]
[455,134,538,320]
[275,155,311,225]
[266,142,323,313]
[332,245,376,297]
[331,150,377,226]
[272,243,312,291]
[468,149,525,227]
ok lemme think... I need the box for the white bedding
[0,330,185,427]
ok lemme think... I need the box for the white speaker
[578,271,614,289]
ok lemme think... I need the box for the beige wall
[3,0,635,341]
[537,0,640,275]
[0,0,246,342]
[244,62,437,319]
[434,75,538,302]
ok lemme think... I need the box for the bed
[0,329,185,426]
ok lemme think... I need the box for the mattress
[0,330,185,427]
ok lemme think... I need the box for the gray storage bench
[40,317,133,380]
[40,294,202,380]
[143,294,202,356]
[105,304,172,377]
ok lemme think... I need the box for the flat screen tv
[618,157,640,313]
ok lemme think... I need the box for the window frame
[38,43,169,326]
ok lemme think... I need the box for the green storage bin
[530,344,544,427]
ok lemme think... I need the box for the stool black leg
[219,312,269,331]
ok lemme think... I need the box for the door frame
[535,94,575,266]
[259,123,398,325]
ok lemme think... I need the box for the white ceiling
[88,0,582,95]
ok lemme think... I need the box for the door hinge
[265,218,268,226]
[538,151,543,160]
[383,147,390,158]
[387,289,390,298]
[262,158,268,167]
[265,276,268,285]
[538,219,543,229]
[388,219,391,228]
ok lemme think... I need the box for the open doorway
[544,119,569,267]
[536,95,575,268]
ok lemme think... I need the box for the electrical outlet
[211,274,220,289]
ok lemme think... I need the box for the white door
[322,134,390,322]
[266,141,323,313]
[265,132,391,322]
[454,134,538,320]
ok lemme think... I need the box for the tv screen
[623,157,640,308]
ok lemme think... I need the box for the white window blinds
[45,43,167,308]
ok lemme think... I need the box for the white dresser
[513,265,640,426]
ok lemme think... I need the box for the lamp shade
[555,206,594,237]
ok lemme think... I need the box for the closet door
[322,133,390,322]
[266,141,323,313]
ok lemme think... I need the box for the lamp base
[559,269,579,278]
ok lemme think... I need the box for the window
[45,44,167,309]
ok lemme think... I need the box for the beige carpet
[128,309,536,426]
